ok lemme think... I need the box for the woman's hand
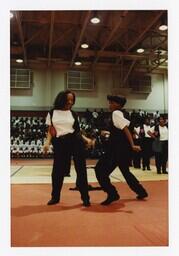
[85,137,96,149]
[101,130,110,137]
[43,130,52,154]
[132,145,141,152]
[43,143,50,154]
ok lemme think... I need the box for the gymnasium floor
[11,159,168,247]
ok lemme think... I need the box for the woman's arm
[100,130,110,137]
[123,126,141,152]
[147,130,156,138]
[43,127,52,154]
[81,134,96,149]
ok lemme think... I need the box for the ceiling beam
[70,11,92,67]
[24,26,46,46]
[48,11,55,67]
[92,11,128,65]
[122,60,137,85]
[150,58,167,72]
[92,13,129,65]
[78,48,167,59]
[15,11,27,65]
[127,11,165,51]
[152,37,168,52]
[52,27,74,47]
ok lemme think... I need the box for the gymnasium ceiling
[10,10,168,75]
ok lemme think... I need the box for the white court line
[10,166,23,177]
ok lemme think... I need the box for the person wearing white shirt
[132,123,142,168]
[95,95,148,205]
[154,116,168,174]
[140,118,155,170]
[43,90,91,207]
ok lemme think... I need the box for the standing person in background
[140,117,155,171]
[153,110,160,120]
[154,116,168,174]
[43,90,91,207]
[132,122,142,169]
[95,95,148,205]
[84,108,92,124]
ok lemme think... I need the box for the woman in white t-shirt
[154,116,168,174]
[43,90,91,207]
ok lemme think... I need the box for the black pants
[141,138,153,169]
[51,134,89,202]
[155,140,168,173]
[132,139,141,168]
[95,152,147,196]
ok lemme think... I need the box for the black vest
[108,113,131,158]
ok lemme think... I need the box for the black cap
[107,95,126,107]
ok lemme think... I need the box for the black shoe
[136,192,148,200]
[147,166,151,170]
[69,186,79,191]
[162,171,168,174]
[101,194,120,205]
[142,167,146,171]
[47,198,59,205]
[82,201,91,207]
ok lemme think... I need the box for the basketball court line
[11,166,24,177]
[10,164,168,184]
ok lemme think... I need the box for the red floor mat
[11,180,168,247]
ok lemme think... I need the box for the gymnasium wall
[11,69,168,113]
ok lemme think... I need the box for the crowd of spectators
[10,109,168,163]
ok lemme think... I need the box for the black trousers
[141,137,153,168]
[155,140,168,172]
[51,134,89,202]
[132,138,142,168]
[95,151,147,196]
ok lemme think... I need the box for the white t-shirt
[143,124,154,138]
[46,110,75,137]
[112,110,130,130]
[134,126,140,139]
[159,126,168,141]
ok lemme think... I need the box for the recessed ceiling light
[74,61,82,66]
[16,59,23,63]
[90,17,100,24]
[81,43,89,49]
[136,48,144,53]
[159,25,168,31]
[165,59,168,63]
[10,12,14,19]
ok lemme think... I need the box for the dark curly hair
[53,90,76,109]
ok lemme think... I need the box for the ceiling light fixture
[154,49,166,55]
[74,61,82,66]
[16,59,23,63]
[159,24,168,31]
[81,43,89,49]
[90,17,100,24]
[136,48,144,53]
